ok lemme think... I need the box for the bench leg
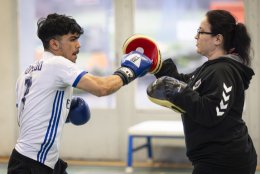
[147,136,153,161]
[126,135,133,173]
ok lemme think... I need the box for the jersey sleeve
[173,65,236,127]
[53,57,87,87]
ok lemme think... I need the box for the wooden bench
[125,120,184,173]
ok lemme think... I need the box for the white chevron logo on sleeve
[220,100,228,109]
[216,83,232,116]
[216,107,224,116]
[222,91,230,101]
[223,83,232,93]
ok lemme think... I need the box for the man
[8,13,152,174]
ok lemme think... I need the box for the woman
[152,10,257,174]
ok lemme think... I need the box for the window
[134,0,243,109]
[19,0,243,110]
[19,0,115,109]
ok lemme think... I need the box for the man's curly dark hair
[37,13,84,49]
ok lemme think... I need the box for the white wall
[244,0,260,164]
[0,0,19,156]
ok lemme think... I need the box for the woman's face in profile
[195,17,219,59]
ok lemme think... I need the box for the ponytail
[233,23,251,66]
[206,10,252,66]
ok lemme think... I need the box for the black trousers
[192,161,257,174]
[8,149,68,174]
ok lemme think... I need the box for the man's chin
[72,55,77,63]
[196,49,201,55]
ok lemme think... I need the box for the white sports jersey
[15,51,87,169]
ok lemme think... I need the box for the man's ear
[49,39,60,51]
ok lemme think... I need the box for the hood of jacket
[206,54,255,90]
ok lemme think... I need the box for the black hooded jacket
[159,55,257,167]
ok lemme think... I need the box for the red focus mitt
[122,34,162,74]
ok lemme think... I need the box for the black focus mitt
[147,76,187,113]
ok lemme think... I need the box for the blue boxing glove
[66,97,91,126]
[114,51,152,85]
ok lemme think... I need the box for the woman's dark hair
[206,10,252,66]
[37,13,84,49]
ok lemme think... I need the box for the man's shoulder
[44,56,74,70]
[43,51,72,65]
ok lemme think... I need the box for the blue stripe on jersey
[42,91,64,163]
[72,71,87,87]
[37,91,59,162]
[37,90,64,164]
